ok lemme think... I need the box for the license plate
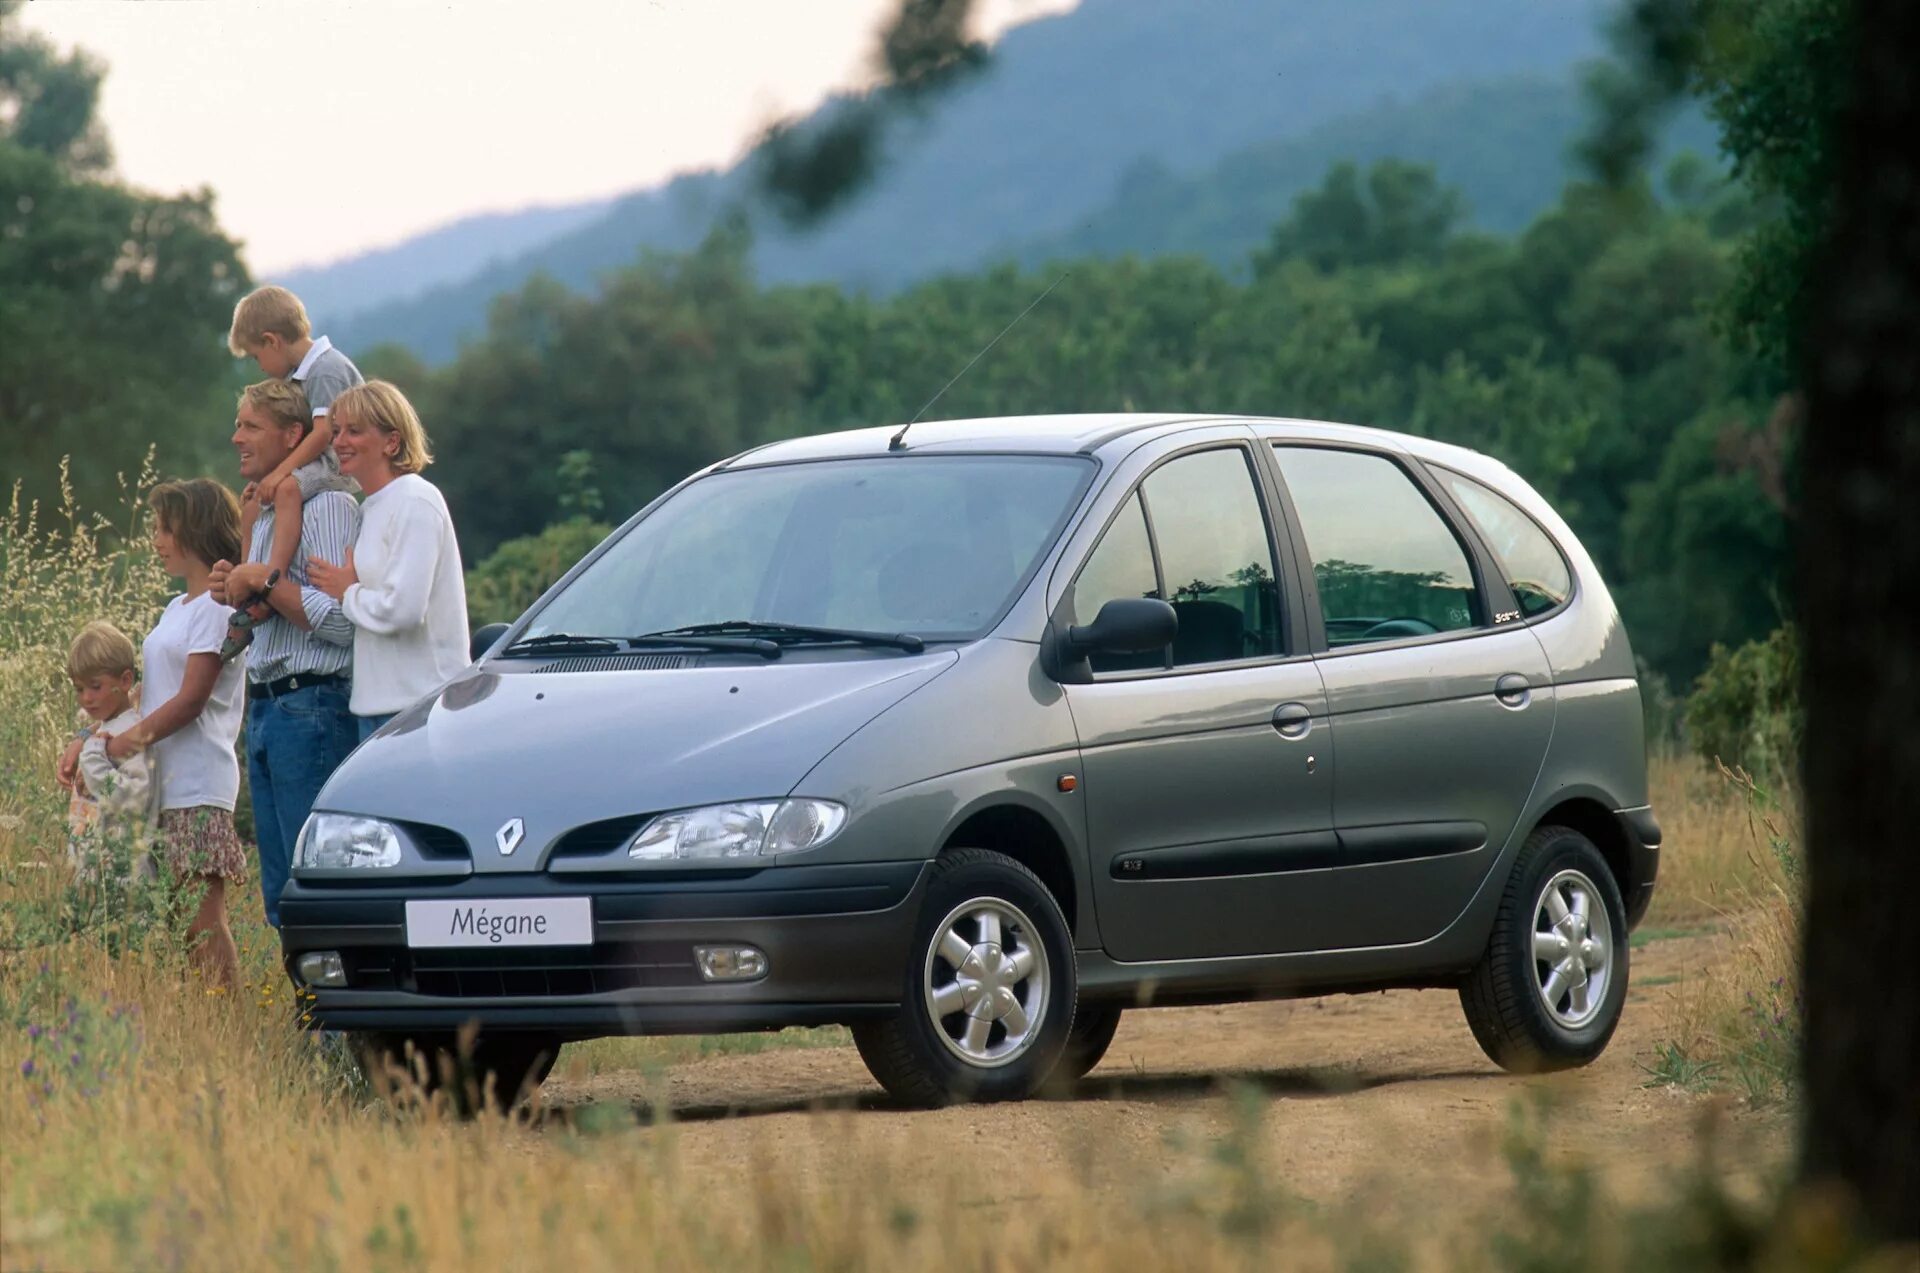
[404,897,593,948]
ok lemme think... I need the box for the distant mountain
[276,199,615,331]
[1013,74,1721,272]
[317,0,1624,361]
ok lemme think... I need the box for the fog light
[693,945,768,982]
[296,951,347,988]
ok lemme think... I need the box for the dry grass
[0,471,1822,1271]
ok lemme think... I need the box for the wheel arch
[940,797,1088,943]
[1532,794,1635,905]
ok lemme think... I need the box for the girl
[108,479,250,988]
[307,381,470,739]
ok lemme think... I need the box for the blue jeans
[356,712,396,744]
[246,681,357,927]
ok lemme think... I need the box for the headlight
[627,799,846,862]
[297,813,403,869]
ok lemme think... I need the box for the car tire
[853,848,1076,1106]
[1459,824,1630,1074]
[350,1029,561,1113]
[1046,1004,1123,1090]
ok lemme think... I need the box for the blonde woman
[307,381,470,740]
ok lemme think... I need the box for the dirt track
[542,928,1787,1219]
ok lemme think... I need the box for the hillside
[1013,75,1719,271]
[319,0,1620,361]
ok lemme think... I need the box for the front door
[1061,443,1336,962]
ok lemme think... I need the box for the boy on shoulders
[223,285,364,658]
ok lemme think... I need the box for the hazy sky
[20,0,1075,274]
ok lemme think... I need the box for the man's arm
[294,492,359,646]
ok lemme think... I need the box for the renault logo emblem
[496,817,525,856]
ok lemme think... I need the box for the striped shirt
[244,490,359,684]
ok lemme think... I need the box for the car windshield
[524,455,1094,644]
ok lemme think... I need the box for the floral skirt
[158,807,248,881]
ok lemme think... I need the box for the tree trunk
[1797,0,1920,1240]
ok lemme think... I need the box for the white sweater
[341,474,471,716]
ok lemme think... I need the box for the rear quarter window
[1435,469,1573,617]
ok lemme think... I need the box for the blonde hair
[330,380,434,474]
[67,621,137,683]
[238,379,313,438]
[228,285,311,356]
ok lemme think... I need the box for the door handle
[1272,702,1313,738]
[1495,673,1531,708]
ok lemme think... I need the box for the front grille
[398,821,469,860]
[549,813,652,860]
[342,942,701,997]
[535,654,691,673]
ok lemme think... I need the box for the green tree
[0,3,248,511]
[1253,160,1465,276]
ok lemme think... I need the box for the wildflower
[20,1060,34,1077]
[27,1024,41,1039]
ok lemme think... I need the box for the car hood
[314,651,957,872]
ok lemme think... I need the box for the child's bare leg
[266,479,304,576]
[187,875,240,991]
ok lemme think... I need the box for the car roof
[719,412,1502,474]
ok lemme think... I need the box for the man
[210,379,358,928]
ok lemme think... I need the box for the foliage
[1252,159,1465,275]
[0,4,249,517]
[465,517,613,626]
[1684,624,1799,776]
[389,159,1782,687]
[1651,762,1803,1109]
[1584,0,1850,374]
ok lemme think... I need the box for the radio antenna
[890,270,1070,451]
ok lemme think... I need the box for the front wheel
[1459,825,1630,1073]
[853,849,1075,1106]
[1046,1004,1123,1090]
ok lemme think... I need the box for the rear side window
[1436,469,1572,617]
[1272,446,1481,647]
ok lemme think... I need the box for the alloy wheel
[921,896,1051,1068]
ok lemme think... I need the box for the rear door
[1263,441,1555,948]
[1056,434,1337,961]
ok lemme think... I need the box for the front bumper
[279,861,927,1038]
[1616,805,1661,929]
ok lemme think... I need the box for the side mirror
[1067,598,1178,657]
[470,622,511,662]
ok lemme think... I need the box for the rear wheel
[853,849,1075,1106]
[1459,825,1629,1073]
[350,1029,561,1113]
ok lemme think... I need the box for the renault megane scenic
[282,414,1660,1106]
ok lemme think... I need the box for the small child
[224,285,364,657]
[60,621,159,880]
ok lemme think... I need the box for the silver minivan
[284,414,1660,1106]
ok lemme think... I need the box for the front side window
[1436,469,1573,617]
[527,455,1092,643]
[1065,493,1162,674]
[1065,447,1285,674]
[1142,448,1284,666]
[1272,446,1481,647]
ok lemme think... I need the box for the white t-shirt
[341,473,472,716]
[141,591,246,811]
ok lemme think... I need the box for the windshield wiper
[501,632,780,659]
[645,620,926,654]
[500,633,622,657]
